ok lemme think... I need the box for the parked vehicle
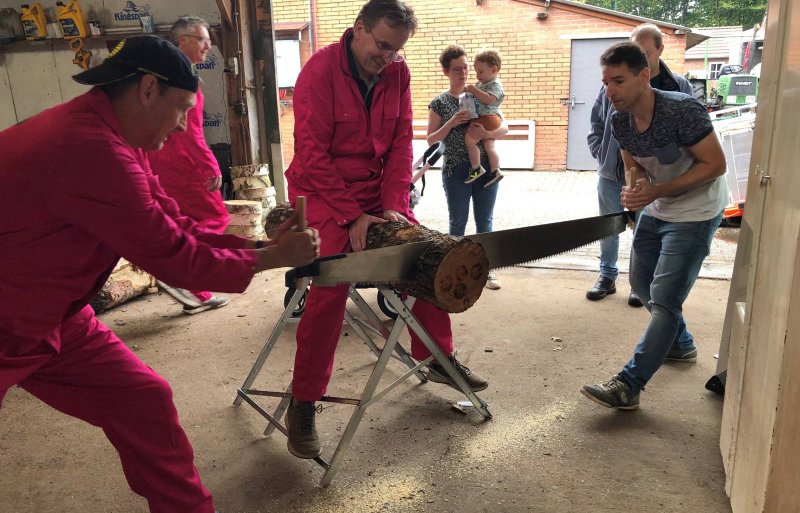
[712,104,757,225]
[717,74,759,108]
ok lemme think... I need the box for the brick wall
[273,0,310,24]
[274,0,687,170]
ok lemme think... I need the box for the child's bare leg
[483,138,500,171]
[465,133,482,169]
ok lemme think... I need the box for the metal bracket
[756,165,771,185]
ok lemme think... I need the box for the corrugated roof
[685,26,745,59]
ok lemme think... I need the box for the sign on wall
[195,47,229,145]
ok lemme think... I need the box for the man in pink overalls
[150,16,232,315]
[0,36,318,513]
[283,0,489,459]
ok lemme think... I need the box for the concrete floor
[1,267,732,513]
[0,171,736,512]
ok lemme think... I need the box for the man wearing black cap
[0,35,319,513]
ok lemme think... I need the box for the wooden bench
[412,119,535,170]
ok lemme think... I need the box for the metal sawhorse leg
[233,276,492,486]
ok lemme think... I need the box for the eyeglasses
[183,34,212,46]
[448,65,470,74]
[367,30,405,62]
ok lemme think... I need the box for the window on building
[709,62,723,80]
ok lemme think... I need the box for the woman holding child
[427,45,507,289]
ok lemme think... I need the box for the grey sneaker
[427,354,489,392]
[666,346,698,362]
[581,376,640,410]
[464,165,486,184]
[285,398,321,459]
[157,280,202,308]
[182,296,229,315]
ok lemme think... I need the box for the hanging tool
[69,37,92,70]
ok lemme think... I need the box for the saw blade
[466,212,626,270]
[310,239,433,287]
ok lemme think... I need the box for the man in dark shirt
[586,23,692,306]
[581,42,727,411]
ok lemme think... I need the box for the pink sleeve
[46,140,256,293]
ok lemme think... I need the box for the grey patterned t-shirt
[429,91,486,176]
[476,78,505,117]
[611,89,728,222]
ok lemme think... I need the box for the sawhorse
[233,276,492,486]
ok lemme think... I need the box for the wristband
[254,240,265,249]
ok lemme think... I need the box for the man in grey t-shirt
[581,42,728,411]
[585,23,693,306]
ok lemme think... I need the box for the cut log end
[430,239,488,312]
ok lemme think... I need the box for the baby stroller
[284,142,446,319]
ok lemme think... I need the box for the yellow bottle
[20,3,47,40]
[56,0,89,39]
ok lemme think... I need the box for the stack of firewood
[230,164,276,226]
[90,258,157,313]
[224,200,264,240]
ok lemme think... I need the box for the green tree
[580,0,766,28]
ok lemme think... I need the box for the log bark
[232,175,271,191]
[230,163,270,178]
[265,206,488,312]
[366,222,488,313]
[90,260,157,313]
[264,202,295,237]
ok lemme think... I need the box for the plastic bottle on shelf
[56,0,89,39]
[20,3,47,40]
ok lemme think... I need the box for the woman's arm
[467,122,508,141]
[426,108,471,145]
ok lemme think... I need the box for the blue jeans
[597,175,624,281]
[442,158,498,236]
[619,212,722,393]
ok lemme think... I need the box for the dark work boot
[586,276,616,301]
[627,292,644,307]
[285,398,321,459]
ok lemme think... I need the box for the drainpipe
[309,0,318,52]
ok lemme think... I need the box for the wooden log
[264,202,295,235]
[224,199,263,215]
[90,262,157,313]
[237,188,269,201]
[265,206,488,312]
[224,224,265,239]
[224,199,264,226]
[230,163,270,178]
[233,175,272,192]
[366,222,488,313]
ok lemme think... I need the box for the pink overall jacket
[285,28,414,227]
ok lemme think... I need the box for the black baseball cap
[73,35,198,92]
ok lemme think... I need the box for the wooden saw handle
[294,196,307,232]
[625,166,645,190]
[624,166,644,229]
